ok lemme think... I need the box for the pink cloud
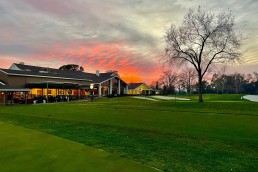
[23,0,71,15]
[1,40,162,83]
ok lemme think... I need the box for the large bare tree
[163,6,242,102]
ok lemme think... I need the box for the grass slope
[0,121,157,172]
[0,94,257,171]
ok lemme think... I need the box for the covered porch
[0,88,31,105]
[26,81,91,103]
[94,77,129,97]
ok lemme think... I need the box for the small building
[0,63,128,105]
[128,83,153,95]
[151,88,161,95]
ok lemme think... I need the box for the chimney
[19,62,25,65]
[45,67,50,73]
[96,70,99,76]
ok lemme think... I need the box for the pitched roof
[13,63,51,72]
[0,80,30,91]
[0,63,128,85]
[128,83,144,89]
[0,68,91,81]
[81,72,117,84]
[0,80,7,86]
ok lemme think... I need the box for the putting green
[0,122,158,172]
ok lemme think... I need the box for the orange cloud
[2,40,162,83]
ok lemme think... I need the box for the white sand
[151,95,190,101]
[243,95,258,102]
[132,96,158,101]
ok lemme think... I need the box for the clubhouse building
[0,63,129,105]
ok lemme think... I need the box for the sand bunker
[151,96,190,101]
[243,95,258,102]
[132,96,158,101]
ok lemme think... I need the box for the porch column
[46,82,48,103]
[77,88,79,100]
[62,85,64,97]
[98,84,102,97]
[125,85,128,94]
[11,92,13,104]
[109,79,113,95]
[117,79,121,95]
[25,92,28,104]
[3,92,6,105]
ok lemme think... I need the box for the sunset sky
[0,0,257,83]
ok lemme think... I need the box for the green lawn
[0,122,156,172]
[0,94,257,171]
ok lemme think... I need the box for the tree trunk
[198,74,203,102]
[188,75,191,95]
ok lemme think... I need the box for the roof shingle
[0,63,127,84]
[128,83,144,89]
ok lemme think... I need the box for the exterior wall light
[90,84,94,89]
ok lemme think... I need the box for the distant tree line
[158,70,258,95]
[209,72,258,94]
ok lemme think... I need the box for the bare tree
[212,64,228,94]
[179,67,197,95]
[233,73,245,94]
[253,72,258,81]
[245,73,254,83]
[163,6,242,102]
[159,69,178,94]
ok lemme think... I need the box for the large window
[37,90,42,96]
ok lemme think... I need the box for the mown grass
[0,122,157,172]
[0,94,257,171]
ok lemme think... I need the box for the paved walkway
[243,95,258,102]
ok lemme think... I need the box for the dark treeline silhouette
[59,64,84,72]
[208,72,258,94]
[159,72,258,95]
